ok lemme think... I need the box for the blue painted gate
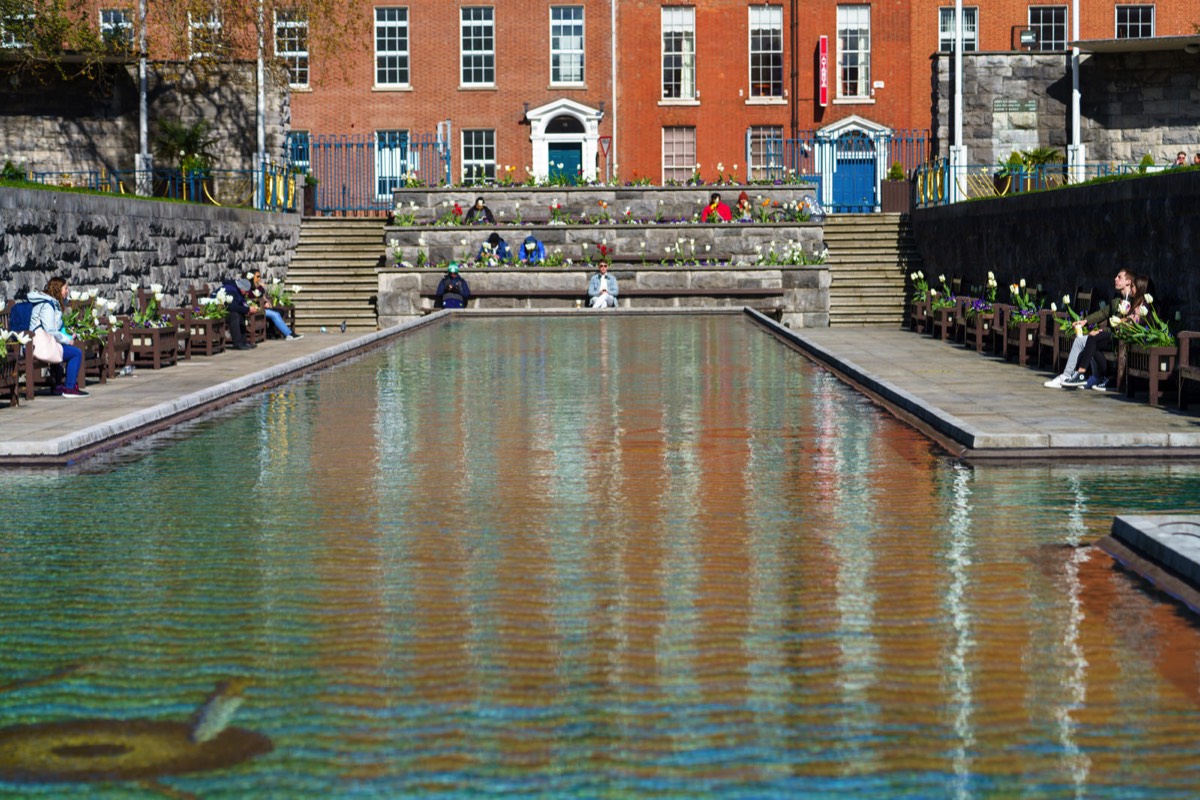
[831,131,877,213]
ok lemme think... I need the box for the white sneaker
[286,334,303,340]
[1043,375,1065,388]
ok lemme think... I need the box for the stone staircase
[824,213,923,327]
[287,218,384,333]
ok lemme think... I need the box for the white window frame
[188,9,223,60]
[1028,6,1067,51]
[550,6,584,86]
[748,5,783,99]
[377,130,417,199]
[661,6,696,101]
[1114,5,1154,39]
[748,125,784,180]
[274,9,309,88]
[938,7,978,52]
[374,7,409,88]
[662,126,696,183]
[460,6,495,87]
[99,8,134,50]
[836,5,871,101]
[462,129,496,184]
[1,13,34,49]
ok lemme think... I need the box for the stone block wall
[384,222,825,268]
[0,61,290,175]
[378,266,829,330]
[0,187,300,309]
[911,170,1200,327]
[932,50,1200,167]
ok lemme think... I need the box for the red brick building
[284,1,1196,199]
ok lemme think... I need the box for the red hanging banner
[818,36,829,107]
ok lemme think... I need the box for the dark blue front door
[831,132,877,213]
[549,143,583,183]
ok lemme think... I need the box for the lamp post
[135,0,152,195]
[255,0,266,209]
[1067,0,1086,183]
[948,0,968,202]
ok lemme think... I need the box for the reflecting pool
[3,315,1200,799]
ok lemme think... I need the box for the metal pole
[1068,0,1085,182]
[256,0,266,209]
[610,0,617,182]
[948,0,967,202]
[136,0,151,195]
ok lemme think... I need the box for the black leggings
[1077,329,1112,379]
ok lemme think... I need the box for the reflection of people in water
[0,666,272,789]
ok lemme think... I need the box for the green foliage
[154,119,219,174]
[886,162,906,182]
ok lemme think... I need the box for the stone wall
[911,170,1200,327]
[932,50,1200,166]
[391,184,821,225]
[378,266,829,330]
[0,61,290,175]
[384,222,825,268]
[0,187,300,308]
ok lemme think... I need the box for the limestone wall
[0,187,300,307]
[0,61,291,175]
[932,50,1200,166]
[384,222,825,268]
[378,266,829,330]
[911,170,1200,327]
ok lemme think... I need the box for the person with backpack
[435,263,471,309]
[25,277,89,398]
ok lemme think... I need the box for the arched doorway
[526,99,604,183]
[814,115,893,213]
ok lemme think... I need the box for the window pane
[375,7,409,86]
[376,130,411,198]
[1029,6,1066,51]
[749,6,782,97]
[662,7,695,100]
[100,8,134,49]
[462,129,496,184]
[1115,5,1153,39]
[748,126,784,179]
[551,6,584,84]
[461,7,495,86]
[275,9,309,87]
[662,126,695,183]
[837,5,870,99]
[938,7,978,52]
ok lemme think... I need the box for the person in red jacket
[702,192,732,222]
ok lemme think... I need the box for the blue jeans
[264,308,293,337]
[61,343,82,388]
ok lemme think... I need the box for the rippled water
[3,315,1200,799]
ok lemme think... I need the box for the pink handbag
[32,329,64,364]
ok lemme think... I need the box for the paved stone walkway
[0,317,440,466]
[769,322,1200,459]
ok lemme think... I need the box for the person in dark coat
[435,263,471,309]
[223,277,256,349]
[462,196,495,224]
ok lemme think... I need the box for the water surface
[2,315,1200,798]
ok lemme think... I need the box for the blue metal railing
[289,132,452,215]
[913,160,1124,207]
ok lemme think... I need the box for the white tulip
[1050,303,1057,312]
[1019,278,1026,288]
[1063,294,1071,305]
[1143,293,1154,305]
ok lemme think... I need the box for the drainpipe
[136,0,151,195]
[610,0,617,181]
[947,0,967,202]
[789,0,798,139]
[1067,0,1085,182]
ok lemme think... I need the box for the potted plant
[0,327,31,406]
[302,173,318,216]
[881,161,911,213]
[994,152,1026,195]
[126,283,178,370]
[153,118,218,202]
[1111,295,1178,406]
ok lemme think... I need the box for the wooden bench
[1178,332,1200,410]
